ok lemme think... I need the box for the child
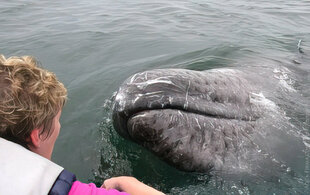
[0,55,164,195]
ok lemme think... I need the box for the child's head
[0,55,67,151]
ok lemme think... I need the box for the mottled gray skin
[112,68,303,172]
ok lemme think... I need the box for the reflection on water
[1,0,309,194]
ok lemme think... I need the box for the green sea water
[1,1,309,194]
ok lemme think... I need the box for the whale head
[112,69,262,172]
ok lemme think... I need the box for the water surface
[1,0,309,194]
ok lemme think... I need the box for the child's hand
[101,176,165,195]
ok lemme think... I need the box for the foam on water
[273,67,296,92]
[249,92,277,111]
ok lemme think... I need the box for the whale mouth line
[128,107,253,122]
[130,108,221,120]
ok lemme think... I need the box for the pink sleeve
[68,181,130,195]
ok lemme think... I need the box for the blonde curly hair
[0,54,67,148]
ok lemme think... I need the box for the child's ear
[29,129,41,148]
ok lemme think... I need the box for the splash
[249,92,277,111]
[273,67,296,92]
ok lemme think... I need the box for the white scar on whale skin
[132,91,164,104]
[208,68,239,75]
[135,79,174,90]
[184,80,190,110]
[195,118,202,130]
[131,113,147,120]
[130,73,138,84]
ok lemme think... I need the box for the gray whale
[112,68,305,172]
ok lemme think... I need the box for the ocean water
[0,0,309,194]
